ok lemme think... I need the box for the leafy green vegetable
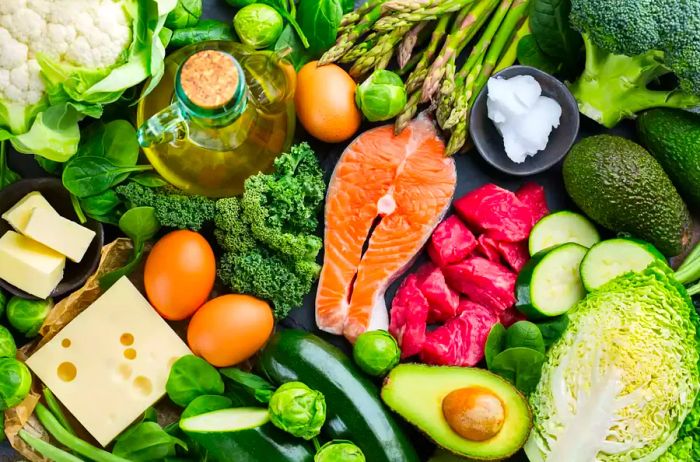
[112,422,187,461]
[80,190,122,220]
[0,141,20,190]
[166,0,202,29]
[355,70,408,122]
[0,327,16,359]
[9,103,81,163]
[234,4,285,49]
[166,355,225,407]
[504,321,545,354]
[170,20,235,48]
[268,381,326,440]
[485,323,506,370]
[341,0,354,13]
[516,35,562,75]
[219,367,276,404]
[34,155,63,176]
[181,395,233,420]
[353,330,400,377]
[76,120,139,169]
[131,173,169,188]
[535,314,569,348]
[6,297,52,338]
[490,347,545,396]
[0,358,31,409]
[116,182,217,231]
[62,156,152,198]
[529,0,582,74]
[524,262,700,461]
[315,440,366,462]
[100,207,161,290]
[298,0,343,56]
[275,25,312,71]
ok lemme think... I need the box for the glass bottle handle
[137,103,189,148]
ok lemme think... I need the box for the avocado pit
[442,386,505,441]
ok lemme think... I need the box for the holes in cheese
[120,333,134,346]
[57,362,77,382]
[124,348,137,360]
[133,376,153,396]
[117,364,132,380]
[61,339,71,348]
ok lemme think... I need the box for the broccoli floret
[568,0,700,127]
[116,182,217,231]
[241,142,325,261]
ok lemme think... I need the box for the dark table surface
[0,0,629,460]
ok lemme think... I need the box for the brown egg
[295,61,361,143]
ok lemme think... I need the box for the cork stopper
[180,50,239,109]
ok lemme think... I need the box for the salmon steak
[316,115,457,342]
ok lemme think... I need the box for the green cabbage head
[525,262,700,462]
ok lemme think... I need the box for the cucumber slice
[528,211,600,255]
[580,238,664,291]
[516,243,588,319]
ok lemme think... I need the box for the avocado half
[381,364,531,460]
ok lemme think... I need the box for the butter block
[0,231,65,298]
[23,207,96,263]
[26,277,192,446]
[1,191,58,232]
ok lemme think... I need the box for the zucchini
[180,408,314,462]
[257,330,420,462]
[580,238,664,291]
[528,211,600,255]
[516,243,587,319]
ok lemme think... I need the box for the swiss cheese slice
[26,277,191,446]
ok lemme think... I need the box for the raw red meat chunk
[500,306,527,327]
[443,257,516,312]
[476,234,501,263]
[516,182,549,224]
[389,274,430,358]
[427,215,477,267]
[496,240,529,272]
[453,184,534,242]
[415,263,460,323]
[420,300,498,366]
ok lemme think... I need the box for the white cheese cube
[1,191,58,232]
[23,207,96,263]
[0,231,65,299]
[26,277,192,446]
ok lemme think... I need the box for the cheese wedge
[27,277,192,446]
[23,207,96,263]
[1,191,58,232]
[0,231,65,298]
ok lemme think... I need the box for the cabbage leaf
[525,262,700,462]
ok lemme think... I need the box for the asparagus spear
[436,61,459,129]
[394,90,421,134]
[374,0,473,31]
[404,13,452,94]
[494,17,531,72]
[320,1,390,65]
[420,0,501,102]
[341,32,379,63]
[341,0,385,27]
[398,21,429,69]
[349,25,411,78]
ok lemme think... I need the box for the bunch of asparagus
[320,0,531,156]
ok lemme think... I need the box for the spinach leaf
[536,314,569,348]
[131,172,169,188]
[34,155,63,176]
[223,0,256,6]
[220,368,276,404]
[298,0,342,56]
[274,24,312,70]
[80,190,121,218]
[99,207,160,290]
[62,156,153,198]
[112,422,187,461]
[78,120,139,168]
[484,323,506,370]
[0,142,20,190]
[181,395,233,420]
[516,35,561,75]
[166,355,225,407]
[529,0,583,74]
[170,20,235,48]
[341,0,354,13]
[490,347,545,395]
[505,321,545,354]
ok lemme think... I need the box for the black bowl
[0,178,104,299]
[469,65,580,176]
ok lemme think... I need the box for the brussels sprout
[166,0,203,29]
[0,358,31,409]
[315,440,366,462]
[0,327,16,359]
[166,355,224,407]
[355,70,407,122]
[268,381,326,440]
[6,297,52,338]
[233,4,284,49]
[353,330,400,377]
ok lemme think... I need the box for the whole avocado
[563,135,691,256]
[638,108,700,209]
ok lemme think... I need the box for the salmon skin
[316,115,457,342]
